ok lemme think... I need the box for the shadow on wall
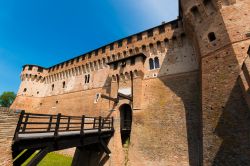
[158,73,201,166]
[213,81,250,166]
[159,34,202,166]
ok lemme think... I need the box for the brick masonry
[0,107,19,166]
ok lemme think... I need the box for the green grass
[21,151,73,166]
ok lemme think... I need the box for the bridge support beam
[100,139,111,156]
[13,149,36,166]
[72,139,111,166]
[27,147,50,166]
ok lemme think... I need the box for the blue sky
[0,0,178,94]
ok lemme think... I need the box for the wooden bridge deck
[12,111,114,166]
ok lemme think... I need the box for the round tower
[11,65,48,111]
[180,0,250,165]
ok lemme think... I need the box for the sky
[0,0,178,94]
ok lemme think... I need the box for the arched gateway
[119,104,132,145]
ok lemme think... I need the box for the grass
[21,151,73,166]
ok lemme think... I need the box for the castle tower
[180,0,250,165]
[11,65,48,111]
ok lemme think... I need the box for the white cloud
[133,0,178,22]
[109,0,179,33]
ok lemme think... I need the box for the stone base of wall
[0,107,19,166]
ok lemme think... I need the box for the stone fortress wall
[10,0,250,165]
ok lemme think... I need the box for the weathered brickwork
[128,72,200,166]
[181,0,250,165]
[0,108,19,166]
[9,0,250,165]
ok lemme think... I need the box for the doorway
[120,104,132,146]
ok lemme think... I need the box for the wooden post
[14,110,25,140]
[111,117,114,130]
[80,115,85,136]
[54,113,61,137]
[93,118,96,129]
[98,116,102,134]
[66,116,71,131]
[22,114,29,133]
[47,115,53,132]
[101,118,104,128]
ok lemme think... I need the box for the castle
[10,0,250,165]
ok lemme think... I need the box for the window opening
[148,30,153,37]
[131,58,135,66]
[159,26,165,34]
[149,58,154,70]
[155,57,160,69]
[127,37,132,44]
[208,32,216,42]
[137,34,142,41]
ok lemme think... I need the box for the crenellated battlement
[21,65,48,82]
[46,20,183,74]
[13,17,198,101]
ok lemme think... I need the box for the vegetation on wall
[0,91,16,107]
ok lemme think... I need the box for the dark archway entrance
[120,104,132,146]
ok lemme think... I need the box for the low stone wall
[0,107,19,166]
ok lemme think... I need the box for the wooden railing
[14,110,114,140]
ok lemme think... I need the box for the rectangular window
[84,74,90,84]
[127,37,132,44]
[121,61,126,67]
[137,34,142,41]
[37,67,43,73]
[171,21,178,29]
[159,26,165,34]
[118,40,123,48]
[113,63,118,70]
[110,44,114,51]
[88,54,91,59]
[147,30,153,37]
[102,47,106,53]
[87,74,90,83]
[131,58,135,65]
[95,50,98,56]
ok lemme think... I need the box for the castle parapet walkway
[12,111,114,166]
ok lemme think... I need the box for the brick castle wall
[0,107,19,166]
[8,0,250,165]
[181,0,250,165]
